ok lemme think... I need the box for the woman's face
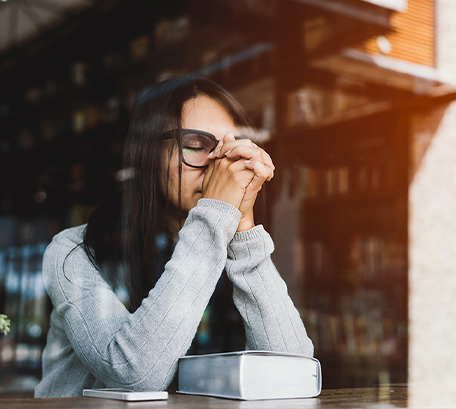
[163,94,238,213]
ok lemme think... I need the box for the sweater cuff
[227,225,274,260]
[196,198,241,218]
[186,199,241,244]
[232,224,266,242]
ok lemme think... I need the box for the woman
[35,76,313,398]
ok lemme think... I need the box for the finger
[207,132,235,159]
[261,152,274,181]
[225,145,274,182]
[225,156,256,176]
[215,132,235,156]
[224,144,261,161]
[215,138,256,158]
[209,156,255,182]
[222,143,275,175]
[207,139,223,159]
[260,149,274,168]
[258,149,274,174]
[222,132,236,144]
[242,152,274,182]
[202,156,255,208]
[244,160,270,191]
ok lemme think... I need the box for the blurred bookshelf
[0,0,412,393]
[272,58,410,387]
[270,110,409,388]
[269,0,410,388]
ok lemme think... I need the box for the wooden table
[0,385,416,409]
[3,384,456,408]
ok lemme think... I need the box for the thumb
[222,132,236,144]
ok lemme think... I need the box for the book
[177,350,321,400]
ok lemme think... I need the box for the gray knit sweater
[34,199,313,397]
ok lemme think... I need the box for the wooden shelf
[287,100,394,130]
[303,190,401,207]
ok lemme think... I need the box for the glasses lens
[181,133,217,167]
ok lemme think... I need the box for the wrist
[237,213,255,232]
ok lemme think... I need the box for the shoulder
[42,224,110,300]
[42,224,89,282]
[49,224,87,249]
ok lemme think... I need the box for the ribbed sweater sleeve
[41,199,240,392]
[226,225,314,357]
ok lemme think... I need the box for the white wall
[408,1,456,406]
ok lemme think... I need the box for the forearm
[45,199,241,391]
[226,226,314,357]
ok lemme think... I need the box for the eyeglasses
[163,128,247,168]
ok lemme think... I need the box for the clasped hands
[202,133,275,232]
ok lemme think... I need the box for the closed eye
[183,146,206,153]
[183,143,211,153]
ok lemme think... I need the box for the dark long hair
[82,76,253,311]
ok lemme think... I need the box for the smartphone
[83,388,168,401]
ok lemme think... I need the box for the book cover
[177,350,321,400]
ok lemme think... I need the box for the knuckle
[252,149,262,159]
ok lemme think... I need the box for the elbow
[97,341,177,391]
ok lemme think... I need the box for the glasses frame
[163,128,247,169]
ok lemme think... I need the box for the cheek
[160,148,204,210]
[167,167,181,202]
[179,169,205,206]
[179,169,193,195]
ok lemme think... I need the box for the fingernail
[215,149,221,156]
[225,149,232,156]
[207,151,214,158]
[244,160,252,165]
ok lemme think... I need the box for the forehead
[181,95,238,140]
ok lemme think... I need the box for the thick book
[177,350,322,400]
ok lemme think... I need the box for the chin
[180,193,201,212]
[182,200,198,213]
